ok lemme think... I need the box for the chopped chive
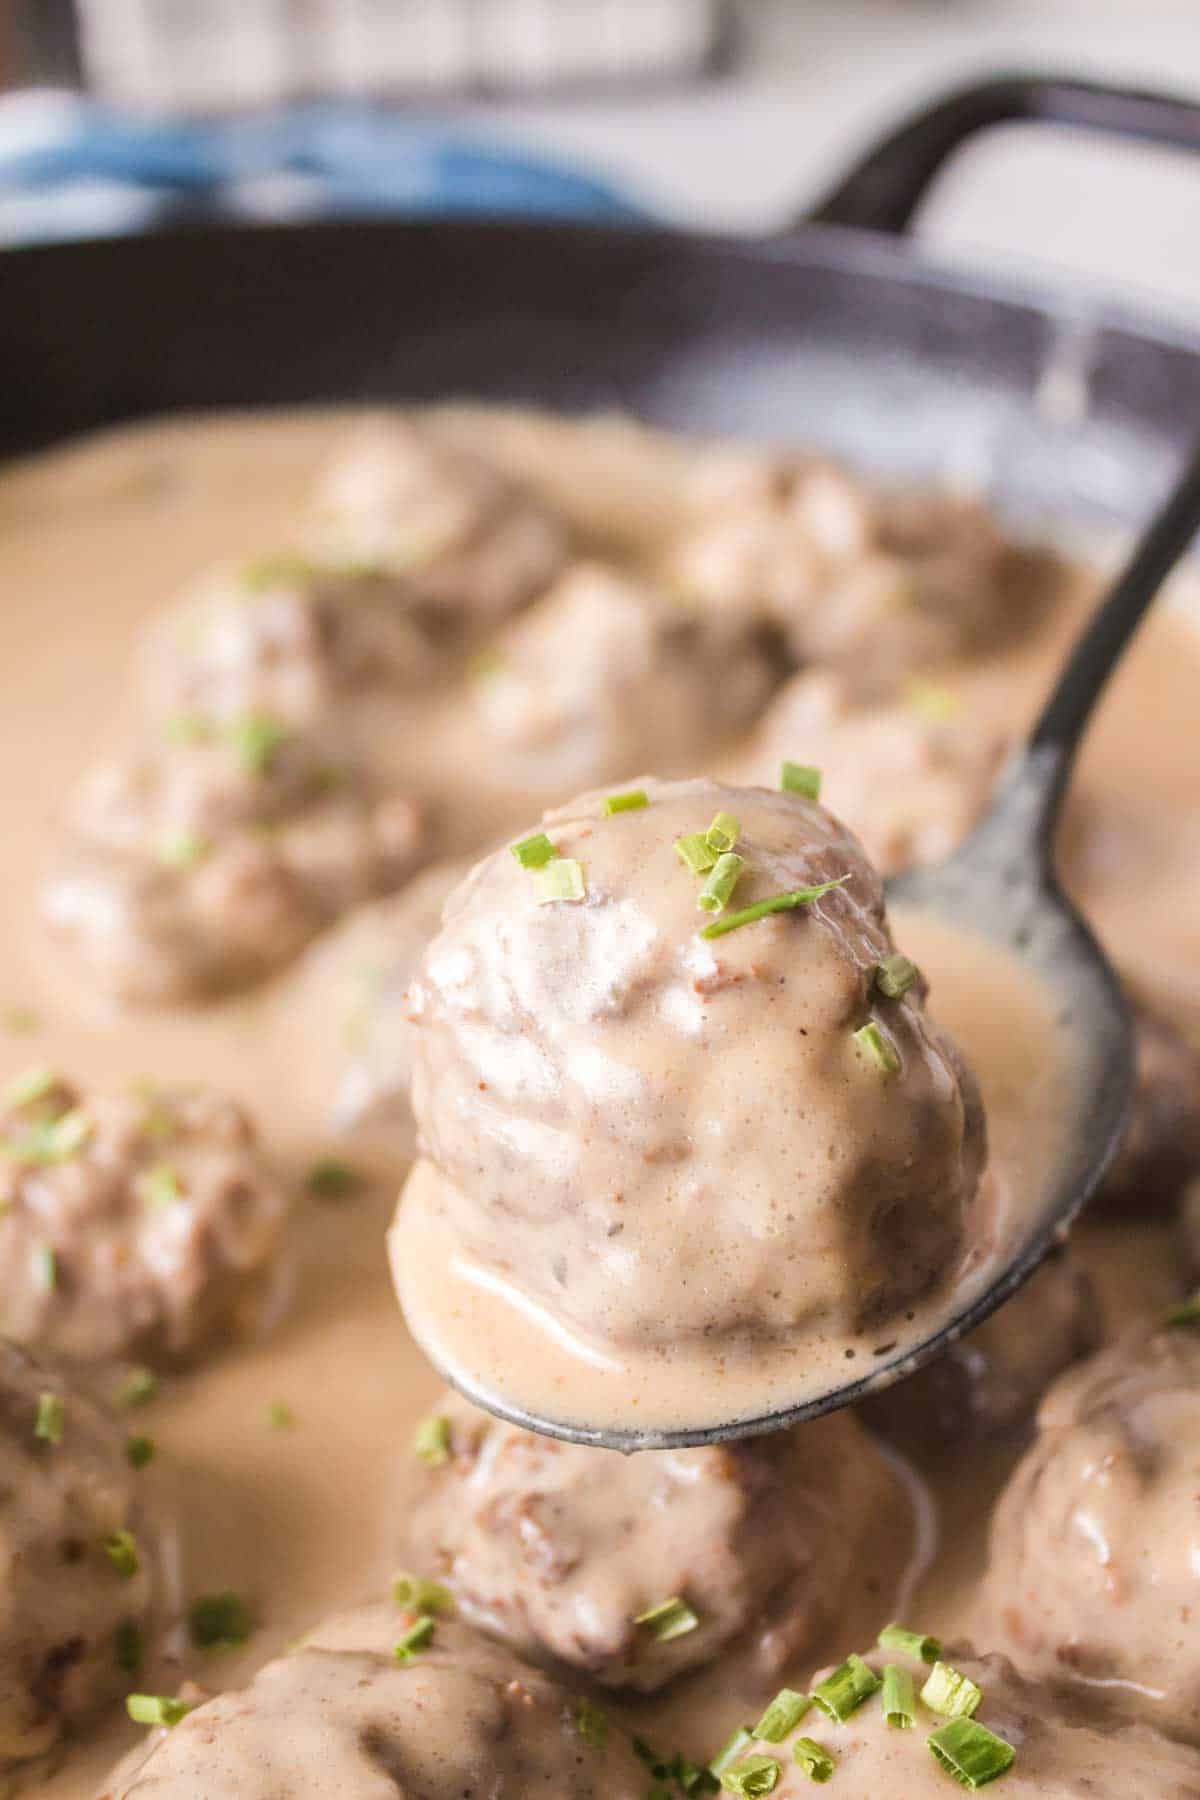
[922,1661,983,1720]
[413,1414,452,1467]
[699,875,851,940]
[33,1242,57,1292]
[6,1107,92,1167]
[874,953,920,1000]
[792,1738,835,1783]
[306,1158,363,1200]
[115,1621,144,1674]
[4,1064,59,1109]
[392,1572,453,1613]
[188,1590,252,1650]
[602,790,648,815]
[633,1595,700,1642]
[265,1399,294,1430]
[710,1728,755,1777]
[393,1613,436,1663]
[927,1717,1015,1788]
[697,852,745,916]
[118,1367,159,1409]
[673,1753,718,1794]
[532,857,586,904]
[675,832,718,875]
[811,1652,881,1723]
[156,828,210,870]
[853,1020,901,1077]
[634,1737,665,1770]
[139,1162,184,1211]
[879,1622,943,1663]
[781,762,822,801]
[104,1529,141,1579]
[574,1697,609,1748]
[126,1435,155,1469]
[35,1391,64,1444]
[719,1753,779,1795]
[228,712,288,776]
[883,1664,917,1729]
[127,1694,195,1729]
[510,831,556,869]
[753,1689,812,1742]
[705,811,741,855]
[1164,1292,1200,1327]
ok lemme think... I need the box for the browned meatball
[0,1341,160,1778]
[43,721,424,1003]
[404,1392,900,1694]
[0,1072,289,1363]
[100,1610,647,1798]
[1096,995,1200,1215]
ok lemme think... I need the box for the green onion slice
[35,1391,64,1444]
[676,832,718,875]
[874,953,920,999]
[6,1108,92,1167]
[709,1727,755,1777]
[853,1020,901,1077]
[927,1717,1015,1788]
[781,762,822,800]
[634,1595,700,1642]
[115,1621,144,1674]
[33,1242,57,1292]
[127,1694,195,1729]
[510,830,556,869]
[922,1661,983,1720]
[700,875,850,940]
[603,790,649,815]
[228,712,288,775]
[105,1530,141,1579]
[878,1622,943,1663]
[883,1664,917,1729]
[705,811,741,854]
[697,852,745,916]
[532,857,586,904]
[126,1434,155,1469]
[413,1414,452,1467]
[4,1064,59,1109]
[139,1162,184,1211]
[792,1738,835,1783]
[752,1688,811,1742]
[719,1753,779,1796]
[188,1589,252,1650]
[574,1697,609,1748]
[392,1572,453,1614]
[118,1367,159,1409]
[811,1652,881,1723]
[393,1613,436,1663]
[306,1158,363,1200]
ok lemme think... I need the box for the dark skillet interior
[5,214,1200,550]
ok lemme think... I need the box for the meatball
[403,778,984,1368]
[660,458,1026,683]
[860,1252,1099,1453]
[404,1391,900,1694]
[722,1643,1200,1795]
[739,668,1008,876]
[331,859,469,1136]
[307,416,566,627]
[1096,995,1200,1215]
[100,1609,647,1798]
[44,722,424,1002]
[139,556,437,728]
[0,1341,160,1777]
[982,1322,1200,1742]
[470,562,779,793]
[0,1071,289,1363]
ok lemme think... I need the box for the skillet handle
[809,72,1200,234]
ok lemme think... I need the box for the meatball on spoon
[394,445,1200,1449]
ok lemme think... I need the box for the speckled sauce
[0,407,1195,1793]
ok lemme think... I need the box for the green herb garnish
[413,1414,452,1467]
[532,857,586,904]
[392,1572,453,1613]
[719,1754,779,1795]
[138,1162,184,1210]
[574,1697,609,1748]
[927,1717,1014,1788]
[675,832,718,875]
[793,1738,835,1783]
[115,1621,144,1674]
[780,762,822,800]
[188,1589,252,1650]
[228,712,288,776]
[127,1694,195,1729]
[752,1689,811,1743]
[118,1367,159,1409]
[156,828,210,869]
[603,790,648,815]
[922,1661,983,1720]
[104,1530,141,1579]
[126,1435,155,1469]
[853,1020,901,1076]
[4,1064,59,1109]
[878,1622,942,1663]
[393,1613,436,1663]
[265,1399,294,1430]
[811,1652,881,1723]
[510,831,556,869]
[874,953,920,999]
[697,852,745,916]
[705,811,741,855]
[634,1595,700,1642]
[883,1663,917,1728]
[699,875,850,940]
[35,1391,64,1444]
[306,1158,363,1200]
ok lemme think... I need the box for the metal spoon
[415,439,1200,1451]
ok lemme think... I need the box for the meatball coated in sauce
[740,668,1008,877]
[44,723,424,1003]
[307,416,567,626]
[471,562,779,793]
[982,1323,1200,1743]
[0,1074,288,1363]
[0,1342,160,1778]
[139,556,437,728]
[1096,994,1200,1215]
[100,1610,647,1798]
[404,1392,901,1694]
[728,1646,1200,1795]
[406,779,984,1360]
[860,1252,1099,1453]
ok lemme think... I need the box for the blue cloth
[0,92,642,244]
